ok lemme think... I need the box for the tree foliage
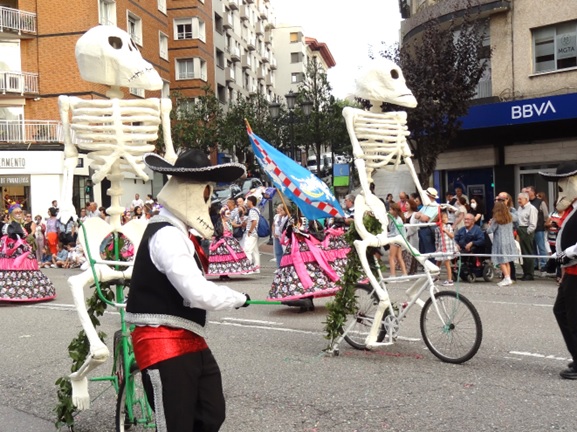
[380,14,490,186]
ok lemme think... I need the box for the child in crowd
[387,202,408,278]
[53,242,69,268]
[39,245,53,268]
[67,242,86,268]
[435,211,456,286]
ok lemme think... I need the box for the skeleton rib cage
[352,111,412,180]
[67,98,161,183]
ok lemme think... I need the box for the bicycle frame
[79,223,153,427]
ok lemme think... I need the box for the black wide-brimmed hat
[144,149,246,183]
[540,162,577,181]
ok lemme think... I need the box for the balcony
[240,5,249,21]
[0,120,62,144]
[269,57,277,70]
[259,5,269,20]
[228,0,239,11]
[247,37,256,51]
[0,6,37,37]
[225,67,235,83]
[266,75,274,87]
[241,54,252,69]
[229,45,241,62]
[223,14,232,30]
[261,50,270,63]
[255,21,263,35]
[264,31,273,45]
[0,71,39,95]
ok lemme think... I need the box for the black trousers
[142,349,226,432]
[517,226,534,277]
[553,273,577,363]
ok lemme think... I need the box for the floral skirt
[268,233,350,301]
[206,235,257,276]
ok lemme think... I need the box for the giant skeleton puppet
[58,25,176,409]
[540,162,577,379]
[342,59,440,348]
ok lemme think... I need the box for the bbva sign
[511,100,556,119]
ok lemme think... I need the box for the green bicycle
[83,227,155,431]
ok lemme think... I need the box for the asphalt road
[1,248,576,432]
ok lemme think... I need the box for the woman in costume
[0,203,56,302]
[206,204,257,280]
[268,208,350,312]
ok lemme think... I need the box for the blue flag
[246,123,345,220]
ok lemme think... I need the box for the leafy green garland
[54,235,125,430]
[324,214,384,349]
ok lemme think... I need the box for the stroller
[453,231,495,283]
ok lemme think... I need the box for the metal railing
[0,71,39,95]
[0,120,62,143]
[0,6,37,34]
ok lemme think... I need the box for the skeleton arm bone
[58,96,80,222]
[161,98,177,163]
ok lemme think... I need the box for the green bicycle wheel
[115,364,155,431]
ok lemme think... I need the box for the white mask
[470,202,477,209]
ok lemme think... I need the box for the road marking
[213,321,320,335]
[221,317,283,326]
[509,350,570,362]
[477,300,553,308]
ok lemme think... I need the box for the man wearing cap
[414,187,440,256]
[126,149,251,430]
[540,162,577,380]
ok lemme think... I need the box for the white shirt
[148,208,247,311]
[131,198,144,209]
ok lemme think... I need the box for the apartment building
[400,0,577,211]
[0,0,171,217]
[211,0,277,106]
[272,24,335,98]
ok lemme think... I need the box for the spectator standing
[469,197,484,226]
[487,201,517,286]
[517,192,538,281]
[131,193,144,210]
[49,200,59,216]
[132,206,144,220]
[242,196,261,272]
[78,208,88,223]
[402,198,420,275]
[524,186,548,273]
[45,208,59,255]
[455,187,469,205]
[387,203,407,278]
[410,192,422,210]
[434,211,456,286]
[496,192,519,282]
[445,192,457,225]
[414,187,440,257]
[398,192,409,213]
[34,214,45,263]
[273,204,288,267]
[145,194,154,206]
[343,194,355,226]
[536,191,552,274]
[453,196,468,232]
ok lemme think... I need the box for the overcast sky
[273,0,402,99]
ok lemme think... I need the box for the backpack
[257,213,270,238]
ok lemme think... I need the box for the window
[533,21,577,73]
[127,12,143,46]
[290,32,299,43]
[290,52,301,63]
[214,13,223,34]
[159,32,168,60]
[216,49,225,69]
[291,72,303,83]
[176,58,208,81]
[157,0,166,14]
[177,98,196,119]
[174,17,206,42]
[129,87,145,97]
[99,0,116,26]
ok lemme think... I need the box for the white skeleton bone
[343,59,439,348]
[59,25,176,410]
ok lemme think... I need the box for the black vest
[126,221,206,328]
[530,197,545,231]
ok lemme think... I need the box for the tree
[380,14,490,186]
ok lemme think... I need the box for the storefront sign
[0,157,25,169]
[0,175,30,186]
[461,92,577,130]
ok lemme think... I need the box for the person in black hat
[540,161,577,380]
[126,149,251,430]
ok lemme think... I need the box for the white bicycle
[330,255,483,364]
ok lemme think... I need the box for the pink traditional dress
[268,225,350,302]
[206,208,257,277]
[0,220,56,302]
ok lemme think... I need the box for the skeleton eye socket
[559,185,564,193]
[203,185,211,203]
[108,36,123,50]
[390,69,399,79]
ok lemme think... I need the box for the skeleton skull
[157,177,215,239]
[556,176,577,212]
[355,59,417,108]
[75,25,162,90]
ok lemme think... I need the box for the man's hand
[465,242,473,252]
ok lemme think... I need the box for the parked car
[306,153,332,176]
